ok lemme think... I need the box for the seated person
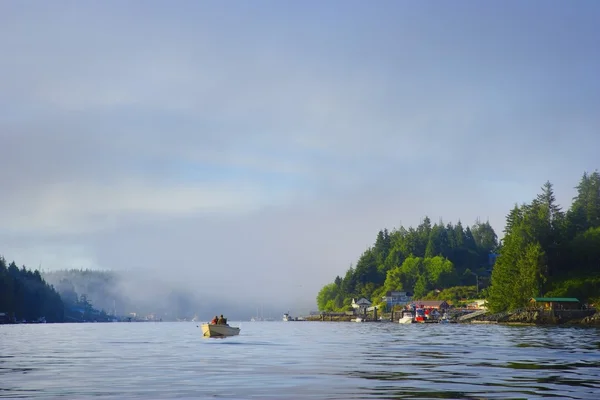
[217,315,224,324]
[210,315,218,325]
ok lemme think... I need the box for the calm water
[1,321,600,399]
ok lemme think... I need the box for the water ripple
[1,322,599,399]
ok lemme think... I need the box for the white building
[351,298,372,314]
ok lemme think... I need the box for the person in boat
[210,315,218,325]
[217,314,227,325]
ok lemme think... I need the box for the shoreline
[304,310,600,326]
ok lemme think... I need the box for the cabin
[467,299,487,310]
[529,297,580,311]
[381,291,413,309]
[412,300,450,311]
[351,298,372,315]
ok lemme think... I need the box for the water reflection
[0,322,599,399]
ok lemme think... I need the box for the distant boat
[252,305,266,321]
[201,323,240,338]
[283,312,294,322]
[352,317,364,322]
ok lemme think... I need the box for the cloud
[1,1,600,316]
[0,179,274,235]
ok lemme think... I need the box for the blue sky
[1,1,599,317]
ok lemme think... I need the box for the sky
[1,1,599,318]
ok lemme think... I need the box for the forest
[488,172,600,312]
[0,258,112,323]
[317,218,498,311]
[317,171,600,313]
[0,258,64,322]
[1,264,205,322]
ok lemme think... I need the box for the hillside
[317,171,600,312]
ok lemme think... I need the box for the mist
[2,1,600,316]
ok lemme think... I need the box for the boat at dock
[398,310,414,324]
[200,323,240,338]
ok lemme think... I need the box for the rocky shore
[576,311,600,325]
[468,309,599,325]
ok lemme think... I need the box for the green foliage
[422,286,478,303]
[317,170,600,313]
[0,257,64,322]
[316,216,477,311]
[545,276,600,301]
[488,172,600,312]
[316,283,339,311]
[413,275,429,299]
[569,227,600,275]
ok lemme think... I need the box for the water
[1,322,599,399]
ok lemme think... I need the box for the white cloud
[0,1,599,317]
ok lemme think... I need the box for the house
[529,297,580,311]
[467,299,487,310]
[351,298,372,314]
[412,300,450,311]
[381,291,412,309]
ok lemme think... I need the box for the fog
[1,1,599,318]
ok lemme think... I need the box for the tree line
[0,258,110,323]
[488,172,600,312]
[317,216,498,311]
[317,171,600,313]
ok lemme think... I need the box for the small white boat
[352,317,364,322]
[201,323,240,338]
[283,312,293,322]
[439,313,451,324]
[398,310,414,324]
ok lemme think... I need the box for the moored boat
[398,310,414,324]
[414,308,427,323]
[201,323,240,338]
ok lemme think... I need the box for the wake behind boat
[201,323,240,338]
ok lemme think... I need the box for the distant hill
[42,269,241,321]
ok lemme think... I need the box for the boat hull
[201,323,240,338]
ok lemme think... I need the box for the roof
[530,297,580,302]
[352,298,372,306]
[413,300,449,307]
[385,290,409,296]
